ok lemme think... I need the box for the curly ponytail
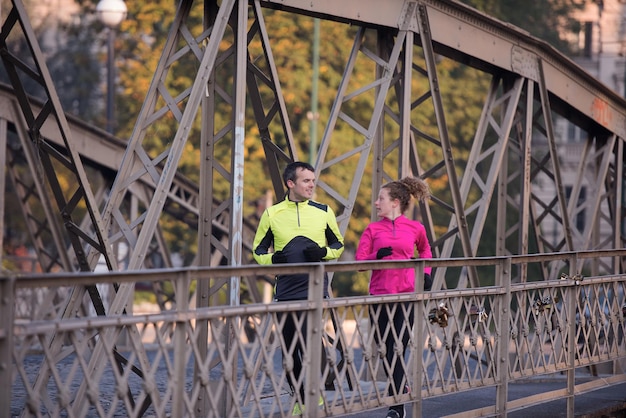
[382,177,431,213]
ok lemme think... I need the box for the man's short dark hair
[282,161,315,187]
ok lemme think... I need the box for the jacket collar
[381,214,406,223]
[284,196,309,205]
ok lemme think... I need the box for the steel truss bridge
[1,0,626,416]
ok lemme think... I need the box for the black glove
[303,245,327,262]
[376,246,393,259]
[271,251,288,264]
[423,273,433,291]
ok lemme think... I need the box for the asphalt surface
[12,350,626,417]
[339,378,626,417]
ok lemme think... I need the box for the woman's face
[375,187,398,219]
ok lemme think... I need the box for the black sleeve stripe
[325,225,343,250]
[254,229,274,256]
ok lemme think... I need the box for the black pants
[371,302,414,400]
[278,309,307,400]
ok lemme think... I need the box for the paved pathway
[340,378,626,417]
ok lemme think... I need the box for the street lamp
[96,0,127,134]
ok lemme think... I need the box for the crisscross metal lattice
[6,253,626,417]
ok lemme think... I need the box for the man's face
[287,168,316,201]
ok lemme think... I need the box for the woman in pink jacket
[355,176,432,418]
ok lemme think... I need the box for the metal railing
[2,250,626,417]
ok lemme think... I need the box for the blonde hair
[382,177,431,212]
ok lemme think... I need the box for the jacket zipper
[295,201,301,227]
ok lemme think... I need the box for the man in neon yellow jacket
[252,161,344,414]
[253,161,344,300]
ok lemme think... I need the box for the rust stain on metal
[591,97,612,127]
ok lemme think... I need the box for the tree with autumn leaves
[2,0,585,293]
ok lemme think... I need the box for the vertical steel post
[566,254,578,417]
[495,257,511,416]
[412,260,426,418]
[309,17,320,165]
[223,0,248,415]
[399,6,415,179]
[0,118,6,267]
[372,30,385,210]
[230,0,247,306]
[173,271,190,416]
[519,79,534,280]
[614,140,625,375]
[0,276,15,418]
[306,263,325,417]
[196,0,218,413]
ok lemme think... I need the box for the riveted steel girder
[3,0,626,412]
[3,0,623,295]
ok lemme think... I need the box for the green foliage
[133,290,157,304]
[114,1,180,138]
[3,0,585,292]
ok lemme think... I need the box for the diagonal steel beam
[415,3,477,287]
[0,1,158,412]
[4,103,71,273]
[71,0,237,414]
[1,0,116,275]
[316,26,408,232]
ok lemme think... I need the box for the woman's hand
[376,246,393,259]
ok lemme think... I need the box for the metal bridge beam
[3,0,624,289]
[3,0,626,413]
